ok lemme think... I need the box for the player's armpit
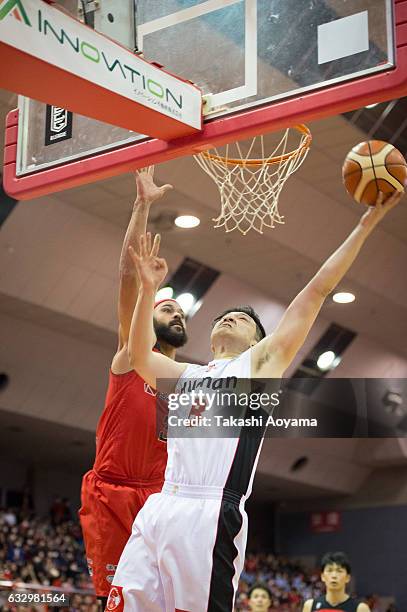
[251,334,284,378]
[111,345,132,375]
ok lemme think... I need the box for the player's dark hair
[213,306,266,341]
[248,582,272,600]
[321,551,352,574]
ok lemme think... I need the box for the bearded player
[79,168,188,610]
[110,190,402,611]
[302,552,371,612]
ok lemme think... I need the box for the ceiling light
[333,292,355,304]
[176,292,196,314]
[317,350,336,371]
[155,286,174,301]
[0,373,9,391]
[383,391,404,416]
[174,215,200,228]
[290,456,309,472]
[365,103,379,109]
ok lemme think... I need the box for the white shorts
[107,482,248,612]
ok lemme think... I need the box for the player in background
[79,168,187,610]
[302,552,371,612]
[247,583,272,611]
[110,189,402,611]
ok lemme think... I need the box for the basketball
[342,140,407,205]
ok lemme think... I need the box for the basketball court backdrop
[1,1,407,611]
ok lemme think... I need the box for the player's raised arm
[117,167,172,349]
[253,190,404,377]
[127,233,188,388]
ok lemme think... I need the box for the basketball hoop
[194,125,312,235]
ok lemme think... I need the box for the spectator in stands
[2,507,17,527]
[49,497,66,526]
[62,497,72,522]
[247,583,272,611]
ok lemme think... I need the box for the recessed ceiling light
[176,292,196,314]
[290,456,309,472]
[174,215,200,228]
[0,373,9,390]
[365,103,379,109]
[333,292,355,304]
[156,286,174,301]
[317,350,336,371]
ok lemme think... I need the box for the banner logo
[0,0,31,26]
[45,105,73,146]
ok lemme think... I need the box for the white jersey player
[109,189,403,612]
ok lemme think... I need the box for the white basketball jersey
[165,348,264,499]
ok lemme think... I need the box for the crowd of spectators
[235,553,394,611]
[0,505,396,612]
[235,553,323,610]
[0,503,97,611]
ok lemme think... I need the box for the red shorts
[79,470,163,597]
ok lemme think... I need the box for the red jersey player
[79,168,188,610]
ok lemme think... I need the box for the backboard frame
[3,0,407,200]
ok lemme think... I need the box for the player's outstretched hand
[128,233,168,290]
[134,166,173,204]
[361,189,404,227]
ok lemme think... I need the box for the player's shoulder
[111,344,160,375]
[302,599,314,612]
[356,603,371,612]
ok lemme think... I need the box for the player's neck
[158,341,176,360]
[212,343,242,360]
[326,590,349,606]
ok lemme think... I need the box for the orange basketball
[342,140,407,206]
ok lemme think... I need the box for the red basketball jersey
[311,596,361,611]
[93,369,167,484]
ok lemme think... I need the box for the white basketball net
[194,125,312,235]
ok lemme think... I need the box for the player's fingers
[387,189,404,208]
[128,245,140,264]
[148,165,155,177]
[161,184,173,194]
[139,234,147,257]
[156,257,167,270]
[146,232,152,254]
[375,190,384,207]
[151,234,161,257]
